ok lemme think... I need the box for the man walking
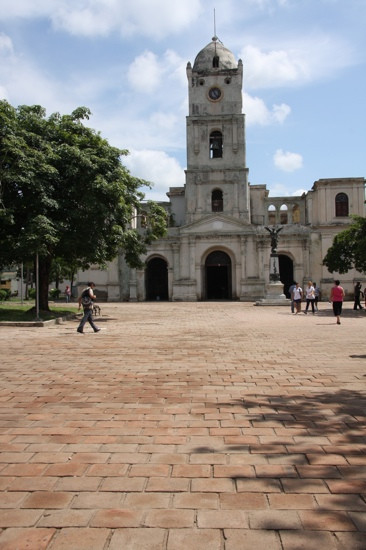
[77,282,101,334]
[353,282,363,310]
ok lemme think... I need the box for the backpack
[80,288,93,308]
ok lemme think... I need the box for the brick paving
[0,301,365,549]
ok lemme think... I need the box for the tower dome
[192,37,237,72]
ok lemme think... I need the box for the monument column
[256,225,288,306]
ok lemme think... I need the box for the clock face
[208,87,222,101]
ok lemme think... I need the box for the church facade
[78,38,365,302]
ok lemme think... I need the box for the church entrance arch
[204,251,232,300]
[145,257,169,301]
[279,254,294,298]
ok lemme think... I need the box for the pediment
[181,214,247,235]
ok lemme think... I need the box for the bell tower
[185,36,250,224]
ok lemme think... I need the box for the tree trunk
[38,256,52,311]
[70,271,75,300]
[25,267,30,300]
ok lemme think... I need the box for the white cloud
[0,36,63,108]
[242,44,309,89]
[0,32,13,53]
[273,149,303,172]
[0,0,52,18]
[240,37,354,90]
[128,51,163,94]
[267,183,290,197]
[0,33,185,152]
[272,103,291,124]
[0,85,9,100]
[150,112,178,131]
[164,49,188,87]
[267,182,306,197]
[124,149,185,201]
[0,0,203,38]
[243,92,291,126]
[127,49,187,95]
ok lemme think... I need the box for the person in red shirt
[330,280,345,325]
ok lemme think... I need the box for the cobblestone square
[0,302,365,549]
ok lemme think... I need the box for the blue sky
[0,0,365,201]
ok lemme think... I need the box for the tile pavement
[0,301,365,549]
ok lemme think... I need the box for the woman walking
[292,282,303,314]
[330,280,345,325]
[304,281,316,314]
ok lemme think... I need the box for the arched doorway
[145,257,168,301]
[279,255,294,297]
[205,251,232,300]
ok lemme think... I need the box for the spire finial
[212,9,222,45]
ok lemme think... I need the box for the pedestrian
[330,279,345,325]
[76,282,101,334]
[65,285,71,303]
[313,282,321,311]
[288,281,296,313]
[353,281,363,310]
[293,282,303,314]
[304,281,316,314]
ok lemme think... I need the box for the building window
[280,204,288,224]
[292,205,300,224]
[212,189,223,212]
[267,205,276,225]
[210,131,223,158]
[335,193,349,217]
[213,55,219,68]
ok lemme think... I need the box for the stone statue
[265,225,283,254]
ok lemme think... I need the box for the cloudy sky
[0,0,365,201]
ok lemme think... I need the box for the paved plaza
[0,301,365,549]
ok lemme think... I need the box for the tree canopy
[0,101,167,310]
[322,215,366,274]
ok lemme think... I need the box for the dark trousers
[78,308,98,331]
[353,296,363,310]
[305,299,315,313]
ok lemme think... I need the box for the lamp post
[20,262,23,306]
[35,253,41,321]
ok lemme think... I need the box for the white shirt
[293,287,302,300]
[305,286,315,299]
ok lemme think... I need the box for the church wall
[76,259,119,301]
[250,185,267,225]
[74,39,364,304]
[169,192,186,226]
[310,178,364,225]
[195,238,239,299]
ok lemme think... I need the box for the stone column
[180,237,190,279]
[240,236,247,280]
[171,243,180,280]
[167,267,173,301]
[189,236,196,280]
[129,268,137,302]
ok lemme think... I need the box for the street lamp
[35,253,41,321]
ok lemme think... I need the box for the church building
[78,37,365,302]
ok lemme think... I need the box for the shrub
[28,288,36,299]
[49,288,61,300]
[0,289,10,301]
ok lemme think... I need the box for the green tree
[323,215,366,274]
[0,101,167,311]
